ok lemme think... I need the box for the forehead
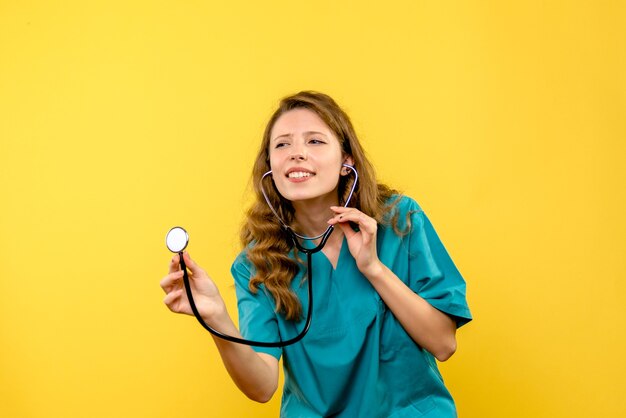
[270,108,333,138]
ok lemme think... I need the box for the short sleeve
[231,253,283,359]
[407,207,472,328]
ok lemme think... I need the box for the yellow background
[1,1,624,417]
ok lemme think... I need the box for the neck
[292,195,338,238]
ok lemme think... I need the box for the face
[268,108,353,205]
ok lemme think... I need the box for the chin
[280,192,316,202]
[274,181,338,204]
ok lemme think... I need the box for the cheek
[267,151,280,171]
[267,155,285,187]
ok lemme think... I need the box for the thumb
[337,222,358,241]
[182,252,201,274]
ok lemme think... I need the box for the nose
[289,142,307,161]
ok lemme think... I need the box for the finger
[336,221,359,240]
[356,216,377,235]
[330,205,350,212]
[335,215,378,240]
[160,270,184,292]
[169,253,181,274]
[329,206,365,218]
[329,206,356,216]
[163,288,185,309]
[328,210,368,227]
[182,252,204,276]
[327,208,356,224]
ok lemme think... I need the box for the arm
[160,252,279,402]
[328,207,457,362]
[362,262,457,361]
[209,319,279,403]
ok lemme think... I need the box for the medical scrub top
[232,196,472,417]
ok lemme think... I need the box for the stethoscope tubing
[180,243,318,347]
[181,165,358,347]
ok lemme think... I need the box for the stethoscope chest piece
[166,226,189,253]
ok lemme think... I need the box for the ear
[341,155,355,176]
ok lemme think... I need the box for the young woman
[160,91,472,417]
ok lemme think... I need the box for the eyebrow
[272,131,329,142]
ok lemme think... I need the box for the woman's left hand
[328,206,383,277]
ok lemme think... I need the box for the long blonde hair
[240,91,400,320]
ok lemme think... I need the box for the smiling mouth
[287,171,314,179]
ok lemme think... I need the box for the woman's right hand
[160,252,227,326]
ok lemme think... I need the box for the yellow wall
[1,1,624,417]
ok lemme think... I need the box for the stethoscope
[165,164,359,347]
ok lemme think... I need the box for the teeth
[288,172,312,178]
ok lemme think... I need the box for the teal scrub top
[232,196,472,417]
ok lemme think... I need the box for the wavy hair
[240,91,401,320]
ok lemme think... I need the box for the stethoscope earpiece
[259,164,359,243]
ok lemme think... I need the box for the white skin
[160,108,457,403]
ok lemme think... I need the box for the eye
[275,142,289,149]
[308,138,326,145]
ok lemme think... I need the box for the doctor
[160,91,472,417]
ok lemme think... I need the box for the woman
[160,91,472,417]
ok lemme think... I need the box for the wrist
[200,303,229,329]
[361,260,386,282]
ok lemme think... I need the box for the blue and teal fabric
[232,196,472,417]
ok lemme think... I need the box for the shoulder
[386,194,423,214]
[230,249,255,281]
[383,194,426,229]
